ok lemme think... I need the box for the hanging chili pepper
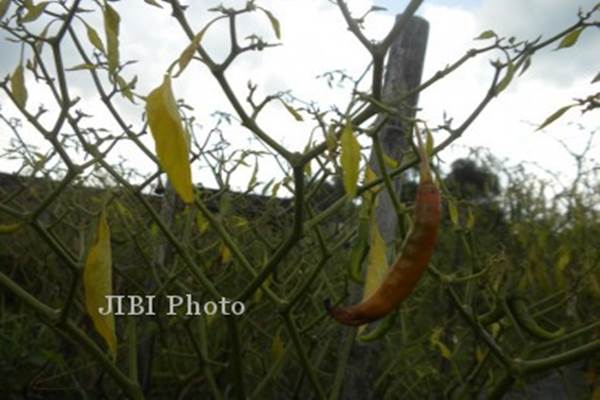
[327,132,441,326]
[508,295,565,340]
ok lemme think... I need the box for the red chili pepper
[327,133,441,326]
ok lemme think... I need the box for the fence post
[340,15,429,399]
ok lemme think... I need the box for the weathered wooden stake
[340,15,429,400]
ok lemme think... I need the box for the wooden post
[340,15,429,400]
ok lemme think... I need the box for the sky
[0,0,598,192]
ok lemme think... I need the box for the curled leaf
[495,61,515,95]
[281,100,303,121]
[430,327,452,359]
[146,75,194,203]
[83,209,117,359]
[259,7,281,39]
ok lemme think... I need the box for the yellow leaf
[83,209,117,359]
[358,221,387,334]
[340,122,360,197]
[430,327,452,359]
[0,223,22,234]
[11,63,27,108]
[220,242,231,263]
[146,75,194,203]
[103,2,120,74]
[382,153,398,169]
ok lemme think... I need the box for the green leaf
[247,159,259,190]
[536,105,573,131]
[116,74,136,102]
[340,122,360,197]
[270,332,284,362]
[370,6,387,12]
[21,1,48,23]
[382,153,398,169]
[495,61,515,95]
[591,71,600,84]
[0,0,11,20]
[466,207,475,230]
[195,212,209,234]
[145,75,194,203]
[11,63,27,108]
[474,30,496,40]
[175,26,209,77]
[281,100,303,121]
[556,248,570,273]
[260,7,281,39]
[103,2,120,74]
[326,125,337,152]
[425,128,434,157]
[85,22,106,54]
[66,63,96,71]
[519,56,531,76]
[555,27,584,50]
[83,209,117,359]
[448,199,459,227]
[143,0,162,7]
[271,181,281,197]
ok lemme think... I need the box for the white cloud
[0,0,598,190]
